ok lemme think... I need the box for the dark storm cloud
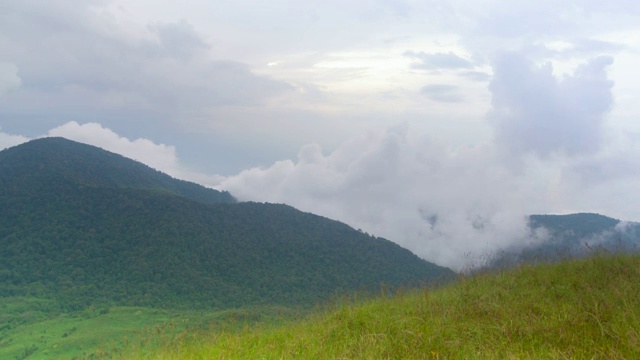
[487,53,614,157]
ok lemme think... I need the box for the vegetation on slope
[0,138,453,310]
[0,137,236,205]
[120,254,640,359]
[0,297,300,360]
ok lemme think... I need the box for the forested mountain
[489,213,640,267]
[0,138,453,310]
[0,137,236,205]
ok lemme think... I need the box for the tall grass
[119,254,640,359]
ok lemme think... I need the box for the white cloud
[488,54,614,158]
[0,128,29,150]
[220,126,555,270]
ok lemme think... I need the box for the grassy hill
[0,137,453,310]
[118,254,640,359]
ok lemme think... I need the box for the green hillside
[0,137,453,310]
[0,137,236,205]
[120,254,640,359]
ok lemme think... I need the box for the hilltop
[0,137,236,205]
[0,137,453,310]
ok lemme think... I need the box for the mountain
[488,213,640,267]
[0,137,236,205]
[0,137,454,310]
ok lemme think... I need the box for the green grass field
[3,254,639,359]
[117,254,640,359]
[0,299,300,360]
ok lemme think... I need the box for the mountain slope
[0,138,453,310]
[489,213,640,267]
[0,137,236,205]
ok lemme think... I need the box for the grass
[3,254,638,359]
[117,253,640,359]
[0,301,301,360]
[0,303,180,360]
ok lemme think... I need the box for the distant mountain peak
[486,212,639,269]
[529,213,621,232]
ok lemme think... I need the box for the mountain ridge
[0,137,453,310]
[0,137,236,205]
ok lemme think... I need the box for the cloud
[569,141,640,186]
[522,38,627,61]
[0,62,21,96]
[559,131,640,219]
[459,71,491,82]
[420,84,464,103]
[404,51,474,70]
[149,20,209,61]
[0,128,29,150]
[563,38,625,55]
[0,1,293,135]
[377,0,411,17]
[221,126,550,270]
[488,53,614,158]
[457,1,640,41]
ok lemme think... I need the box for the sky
[1,0,640,270]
